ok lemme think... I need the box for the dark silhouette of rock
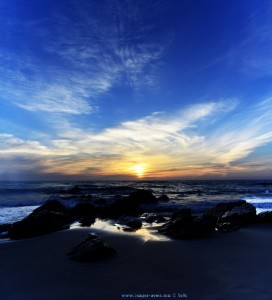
[141,213,166,223]
[68,234,116,262]
[257,211,272,223]
[70,202,96,218]
[33,200,66,214]
[204,200,247,220]
[94,198,107,205]
[159,215,215,239]
[79,216,96,227]
[220,203,256,225]
[116,216,142,232]
[158,213,193,236]
[170,208,192,221]
[127,190,157,204]
[8,211,72,239]
[216,222,240,233]
[158,194,170,202]
[107,197,143,218]
[0,224,11,238]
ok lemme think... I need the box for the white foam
[0,206,38,224]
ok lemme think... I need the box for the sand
[1,224,272,300]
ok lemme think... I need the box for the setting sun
[131,163,147,178]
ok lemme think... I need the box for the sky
[1,0,272,180]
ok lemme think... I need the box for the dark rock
[141,213,166,223]
[70,203,96,218]
[0,224,11,239]
[107,197,143,218]
[79,216,96,227]
[220,203,256,225]
[8,211,72,239]
[216,222,240,233]
[159,215,215,239]
[158,213,193,236]
[33,200,66,214]
[204,200,246,220]
[257,211,272,223]
[68,234,116,262]
[158,194,170,202]
[127,190,157,204]
[94,198,107,205]
[116,216,142,232]
[170,208,192,221]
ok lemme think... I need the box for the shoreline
[1,225,272,299]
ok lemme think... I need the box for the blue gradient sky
[1,0,272,180]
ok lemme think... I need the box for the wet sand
[1,225,272,300]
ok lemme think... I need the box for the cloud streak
[1,0,168,117]
[2,98,272,179]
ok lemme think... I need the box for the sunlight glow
[131,163,147,178]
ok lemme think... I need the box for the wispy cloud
[1,0,168,119]
[1,98,272,179]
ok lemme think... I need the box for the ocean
[1,180,272,225]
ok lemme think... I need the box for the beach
[1,224,272,300]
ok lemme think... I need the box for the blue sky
[1,0,272,180]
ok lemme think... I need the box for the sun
[131,163,147,178]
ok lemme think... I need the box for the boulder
[0,224,11,239]
[170,208,192,221]
[158,213,193,236]
[116,216,142,232]
[68,234,116,262]
[204,200,246,220]
[33,200,66,214]
[107,197,143,218]
[159,215,215,239]
[78,216,96,227]
[94,198,107,205]
[8,211,72,239]
[70,202,96,218]
[220,203,256,225]
[158,194,170,202]
[216,222,240,233]
[256,211,272,223]
[127,190,157,204]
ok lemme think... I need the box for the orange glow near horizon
[130,163,147,178]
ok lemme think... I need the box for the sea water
[0,180,272,225]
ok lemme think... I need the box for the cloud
[1,0,168,118]
[1,98,272,179]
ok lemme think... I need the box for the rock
[170,208,192,221]
[220,203,256,225]
[158,194,169,202]
[8,211,72,239]
[78,216,96,227]
[107,197,143,218]
[257,211,272,223]
[33,200,66,214]
[68,234,116,262]
[70,203,96,218]
[0,224,11,239]
[141,213,166,223]
[216,222,240,233]
[159,215,215,239]
[204,200,246,220]
[127,190,157,204]
[116,216,142,232]
[94,198,107,205]
[158,213,193,236]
